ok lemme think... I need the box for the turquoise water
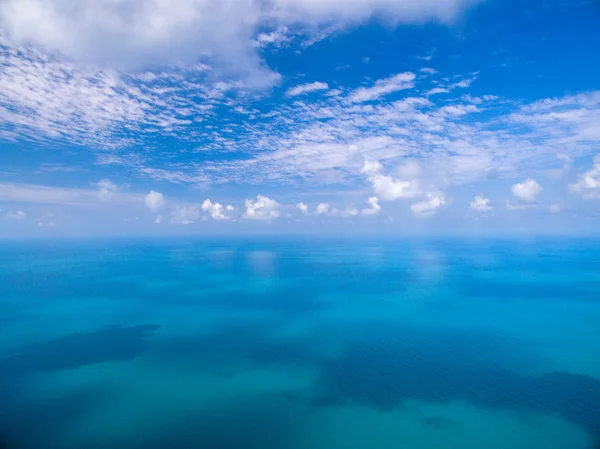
[0,238,599,449]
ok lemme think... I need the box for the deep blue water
[0,238,599,449]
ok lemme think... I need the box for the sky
[1,0,600,237]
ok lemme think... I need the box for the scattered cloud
[286,81,329,97]
[349,72,416,103]
[201,199,234,220]
[315,203,332,215]
[512,178,542,202]
[361,196,381,215]
[253,26,292,48]
[411,192,446,217]
[96,179,119,201]
[505,200,536,211]
[36,214,56,227]
[145,190,166,212]
[362,160,421,200]
[569,155,600,199]
[244,195,280,220]
[470,194,493,212]
[342,206,359,217]
[6,210,26,220]
[296,202,309,214]
[171,204,199,225]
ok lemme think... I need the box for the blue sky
[1,0,599,236]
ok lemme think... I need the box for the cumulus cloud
[361,196,381,215]
[569,155,600,199]
[362,160,421,200]
[244,195,280,220]
[171,204,199,225]
[96,179,119,201]
[296,202,309,214]
[201,199,234,220]
[411,192,446,216]
[470,194,493,212]
[349,72,416,102]
[512,178,542,202]
[315,203,331,215]
[0,0,478,84]
[6,210,26,220]
[286,81,329,97]
[145,190,166,212]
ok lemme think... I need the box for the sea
[0,237,599,449]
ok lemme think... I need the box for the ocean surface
[0,238,599,449]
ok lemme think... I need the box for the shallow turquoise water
[1,238,599,448]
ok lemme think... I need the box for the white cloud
[296,202,309,214]
[505,200,536,211]
[569,155,600,199]
[362,160,421,200]
[426,87,450,96]
[512,178,542,202]
[0,0,479,86]
[0,181,145,207]
[253,26,292,48]
[96,179,119,201]
[470,194,493,212]
[411,192,446,217]
[361,196,381,215]
[439,104,479,116]
[244,195,280,220]
[144,190,166,212]
[154,215,164,224]
[286,81,329,97]
[171,204,199,225]
[342,206,359,217]
[6,210,26,220]
[315,203,332,215]
[0,182,92,206]
[201,199,233,220]
[349,72,416,102]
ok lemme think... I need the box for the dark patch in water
[152,321,322,375]
[0,383,111,449]
[0,324,159,374]
[81,395,304,449]
[422,414,459,429]
[315,325,600,438]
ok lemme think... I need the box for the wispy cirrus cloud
[348,72,416,103]
[0,181,142,207]
[286,81,329,97]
